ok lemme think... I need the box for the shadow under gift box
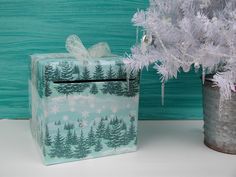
[29,54,140,165]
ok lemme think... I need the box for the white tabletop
[0,119,235,177]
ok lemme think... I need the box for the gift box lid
[30,53,131,82]
[30,35,138,92]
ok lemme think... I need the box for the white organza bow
[65,34,114,59]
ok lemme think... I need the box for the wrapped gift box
[29,46,140,165]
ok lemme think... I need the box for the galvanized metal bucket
[203,79,236,154]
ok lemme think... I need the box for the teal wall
[0,0,203,119]
[140,68,203,119]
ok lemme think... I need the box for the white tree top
[124,0,236,101]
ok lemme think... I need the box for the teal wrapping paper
[30,52,139,165]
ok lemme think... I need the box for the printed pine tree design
[40,116,137,161]
[74,130,91,159]
[44,124,52,146]
[87,127,96,146]
[81,66,91,90]
[56,62,74,97]
[114,65,126,96]
[65,129,73,145]
[71,130,78,145]
[45,82,52,97]
[32,55,140,165]
[94,139,103,152]
[72,65,84,94]
[64,123,74,130]
[57,83,74,97]
[90,83,98,94]
[72,83,84,94]
[63,142,73,159]
[128,115,136,141]
[73,65,80,80]
[37,66,44,98]
[107,117,123,150]
[93,63,104,80]
[60,62,74,81]
[41,61,139,97]
[102,65,116,94]
[53,67,60,81]
[121,122,129,145]
[44,64,54,82]
[103,125,111,140]
[50,128,65,158]
[64,130,73,158]
[124,71,139,97]
[96,118,106,139]
[55,120,61,126]
[44,64,54,97]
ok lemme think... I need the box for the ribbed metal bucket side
[203,80,236,154]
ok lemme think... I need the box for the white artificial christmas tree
[124,0,236,102]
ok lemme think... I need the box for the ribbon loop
[66,34,89,59]
[65,34,113,60]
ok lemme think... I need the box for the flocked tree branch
[124,0,236,101]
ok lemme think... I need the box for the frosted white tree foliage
[124,0,236,101]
